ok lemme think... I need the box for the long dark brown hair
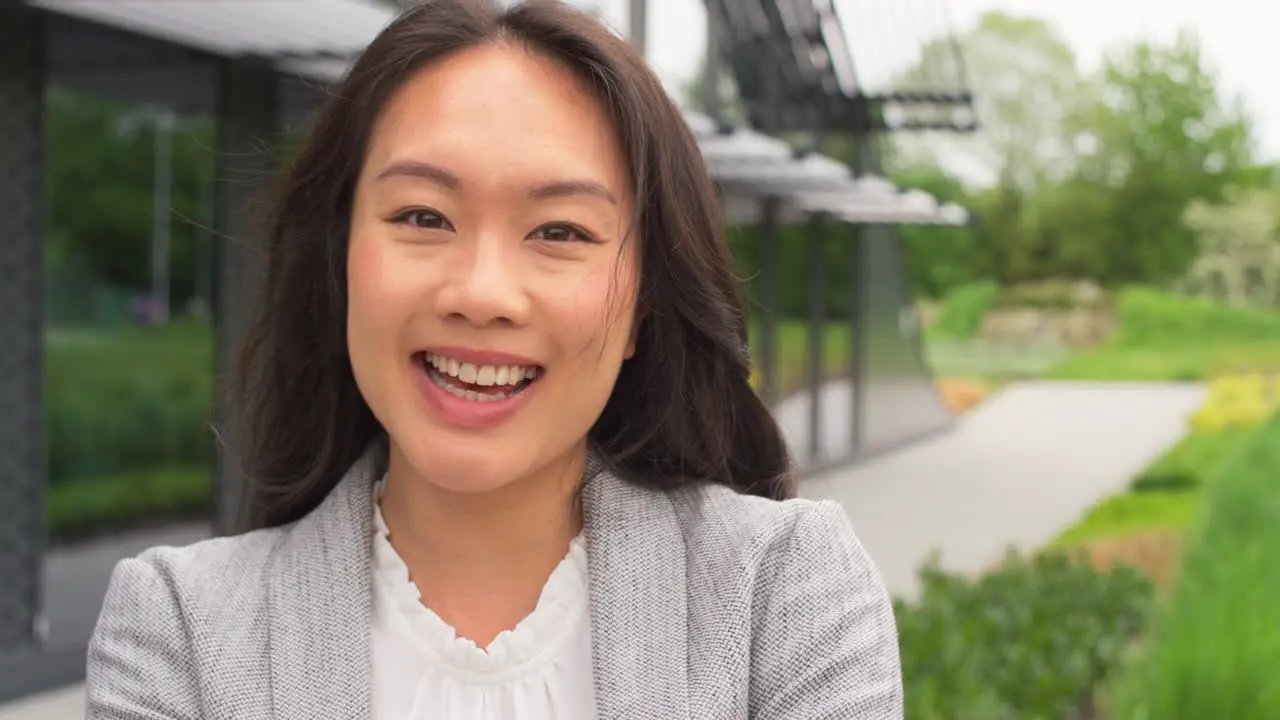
[233,0,793,530]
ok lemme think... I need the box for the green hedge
[897,551,1154,719]
[1110,287,1280,347]
[929,281,999,341]
[47,466,211,543]
[46,321,213,484]
[1110,415,1280,718]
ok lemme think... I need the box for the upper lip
[419,347,543,368]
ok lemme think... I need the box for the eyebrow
[376,160,617,205]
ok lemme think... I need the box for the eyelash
[390,209,596,244]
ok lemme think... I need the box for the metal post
[628,0,647,59]
[151,109,175,323]
[806,212,827,463]
[849,222,865,454]
[758,197,780,406]
[703,0,722,121]
[0,2,46,658]
[213,58,280,535]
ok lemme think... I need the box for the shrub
[47,465,211,544]
[1111,414,1280,718]
[1111,287,1280,347]
[1187,373,1280,434]
[930,281,999,341]
[1131,426,1255,492]
[897,550,1154,720]
[45,321,214,483]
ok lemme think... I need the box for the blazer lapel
[266,446,381,720]
[583,456,691,719]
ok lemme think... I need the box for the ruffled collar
[371,479,589,680]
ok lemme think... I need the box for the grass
[1052,491,1201,547]
[1050,288,1280,381]
[1109,415,1280,718]
[1130,427,1256,492]
[1049,342,1280,381]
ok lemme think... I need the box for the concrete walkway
[1,381,1204,717]
[799,381,1205,599]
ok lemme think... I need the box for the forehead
[365,42,629,193]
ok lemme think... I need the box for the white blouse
[370,492,597,719]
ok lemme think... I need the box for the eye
[393,208,454,231]
[529,223,595,244]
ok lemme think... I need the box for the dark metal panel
[46,13,218,114]
[212,58,280,536]
[757,198,781,406]
[0,4,47,658]
[805,212,827,463]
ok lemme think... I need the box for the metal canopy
[683,110,967,226]
[30,0,392,82]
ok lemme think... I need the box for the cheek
[346,229,407,364]
[555,260,639,366]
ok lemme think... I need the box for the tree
[895,11,1082,192]
[1179,187,1280,307]
[1067,31,1257,283]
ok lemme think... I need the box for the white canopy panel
[31,0,393,81]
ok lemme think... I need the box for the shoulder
[108,524,293,606]
[86,526,292,714]
[668,482,904,717]
[667,480,869,581]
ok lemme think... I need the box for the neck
[378,443,586,644]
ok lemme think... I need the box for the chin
[400,438,528,495]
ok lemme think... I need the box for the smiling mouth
[416,351,542,403]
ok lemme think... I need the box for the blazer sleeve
[749,500,904,719]
[86,556,200,720]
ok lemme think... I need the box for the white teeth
[421,353,540,400]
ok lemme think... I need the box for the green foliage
[728,222,859,320]
[1111,415,1280,718]
[47,466,211,544]
[894,165,984,299]
[45,322,214,484]
[1110,287,1280,347]
[1051,289,1280,380]
[47,88,217,301]
[897,551,1155,720]
[930,281,999,340]
[1053,491,1200,546]
[1131,427,1255,492]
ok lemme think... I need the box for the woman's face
[347,42,639,495]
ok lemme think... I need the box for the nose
[434,234,531,327]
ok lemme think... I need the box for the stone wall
[978,307,1117,347]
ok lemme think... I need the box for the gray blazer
[86,448,903,719]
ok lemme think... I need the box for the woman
[86,1,902,718]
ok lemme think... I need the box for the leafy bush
[1111,287,1280,347]
[1187,373,1280,433]
[45,321,214,483]
[930,281,999,340]
[47,466,211,544]
[1131,427,1254,492]
[1049,290,1280,380]
[897,551,1154,720]
[1111,414,1280,718]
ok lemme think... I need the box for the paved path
[1,381,1205,716]
[798,381,1206,599]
